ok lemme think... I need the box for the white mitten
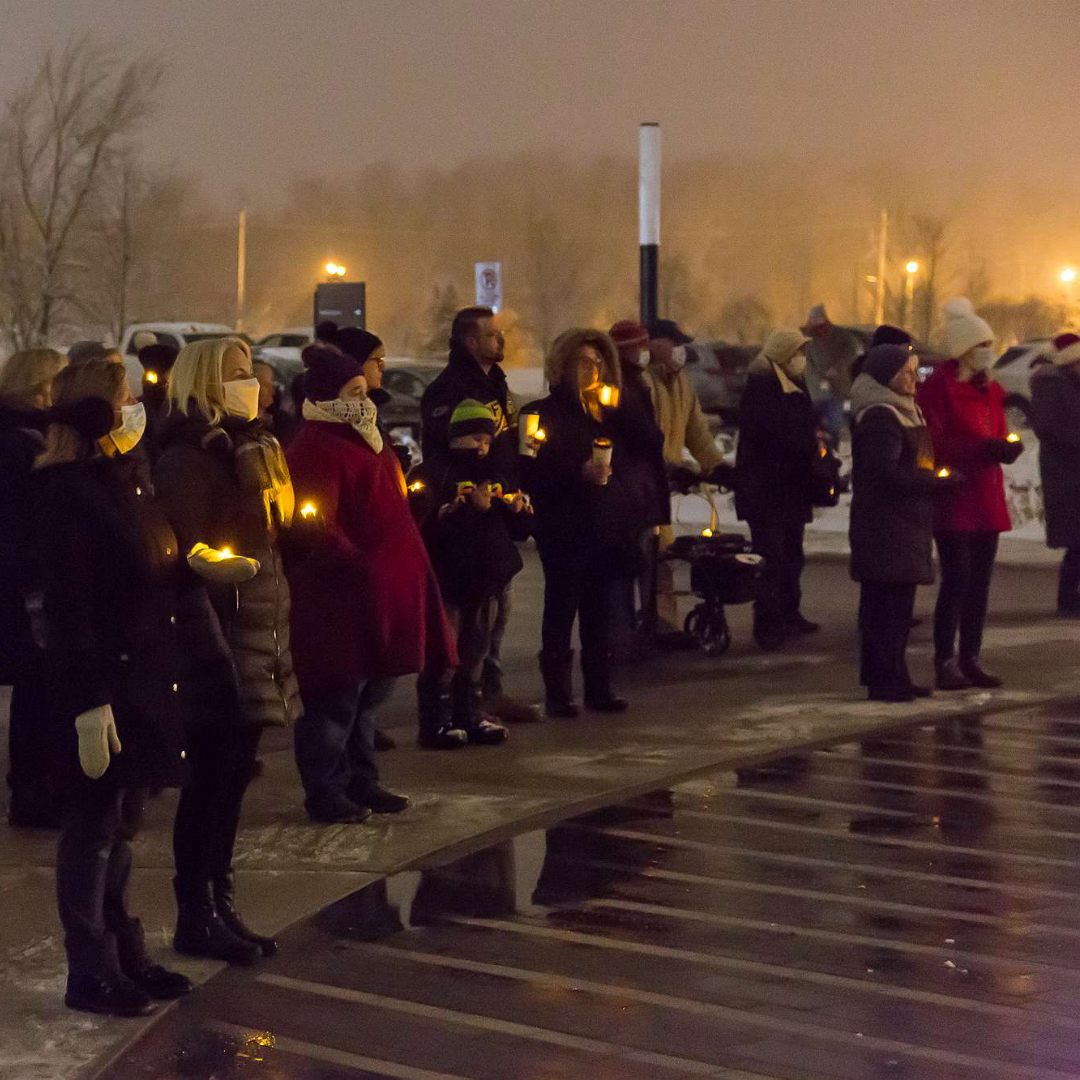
[75,705,122,779]
[187,542,260,584]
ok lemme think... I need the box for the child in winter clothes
[418,399,531,744]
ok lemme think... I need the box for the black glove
[707,461,739,491]
[667,465,702,494]
[986,438,1023,465]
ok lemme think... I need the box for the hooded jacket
[734,354,818,525]
[645,363,724,472]
[153,408,301,727]
[916,361,1011,534]
[421,343,519,486]
[849,373,941,584]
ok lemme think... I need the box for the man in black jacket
[420,307,540,723]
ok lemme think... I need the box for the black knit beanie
[863,344,912,387]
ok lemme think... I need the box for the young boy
[417,399,531,743]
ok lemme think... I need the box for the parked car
[684,341,758,426]
[118,321,242,395]
[253,327,313,386]
[379,359,442,450]
[992,339,1053,430]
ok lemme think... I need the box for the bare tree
[911,214,952,344]
[520,211,590,352]
[0,35,162,349]
[718,296,773,345]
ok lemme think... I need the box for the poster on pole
[475,262,502,312]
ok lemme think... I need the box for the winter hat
[68,340,109,366]
[337,327,384,364]
[647,318,693,345]
[138,343,178,376]
[761,328,810,370]
[1051,332,1080,367]
[608,320,650,356]
[132,331,158,351]
[942,297,993,359]
[303,346,363,402]
[863,344,912,388]
[872,324,912,348]
[448,398,497,440]
[314,320,340,345]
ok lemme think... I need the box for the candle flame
[937,468,950,478]
[1007,433,1021,443]
[408,481,425,493]
[144,370,159,385]
[533,428,546,442]
[702,527,713,538]
[220,547,232,557]
[299,502,317,518]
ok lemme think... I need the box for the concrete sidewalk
[2,550,1079,1078]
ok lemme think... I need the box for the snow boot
[581,651,629,713]
[173,880,261,966]
[213,871,277,957]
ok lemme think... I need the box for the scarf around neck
[850,372,925,428]
[303,397,383,454]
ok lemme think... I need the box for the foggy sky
[2,0,1078,206]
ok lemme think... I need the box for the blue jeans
[294,678,394,813]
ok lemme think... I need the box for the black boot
[539,650,580,718]
[65,971,155,1017]
[116,916,193,999]
[451,676,508,746]
[959,655,1003,689]
[936,657,972,691]
[213,871,277,957]
[173,880,261,965]
[580,651,629,713]
[417,670,468,749]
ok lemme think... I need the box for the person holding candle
[286,346,456,795]
[34,361,191,1015]
[850,344,959,701]
[155,336,300,963]
[524,329,637,716]
[1030,333,1080,617]
[734,329,822,647]
[917,298,1020,690]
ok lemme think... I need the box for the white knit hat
[761,328,810,369]
[942,297,993,359]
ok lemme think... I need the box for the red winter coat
[285,422,457,691]
[916,361,1011,534]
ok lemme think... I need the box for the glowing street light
[903,260,919,328]
[324,262,347,278]
[905,260,920,275]
[1060,267,1077,285]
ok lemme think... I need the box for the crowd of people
[0,295,1074,1018]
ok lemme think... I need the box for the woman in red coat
[286,348,456,822]
[917,298,1021,691]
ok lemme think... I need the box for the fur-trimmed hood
[544,328,621,392]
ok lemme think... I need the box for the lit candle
[1006,433,1021,443]
[533,428,546,442]
[937,468,950,479]
[299,502,318,519]
[701,527,713,538]
[144,370,159,385]
[408,481,425,493]
[220,547,232,557]
[597,384,620,408]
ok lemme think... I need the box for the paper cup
[592,438,612,483]
[519,412,542,456]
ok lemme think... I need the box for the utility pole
[236,208,247,333]
[874,208,888,326]
[639,122,660,329]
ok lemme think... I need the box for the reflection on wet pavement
[103,706,1080,1079]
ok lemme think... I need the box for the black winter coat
[1031,366,1080,549]
[419,448,526,606]
[849,400,941,585]
[421,345,519,487]
[616,362,671,529]
[34,456,188,794]
[0,404,46,681]
[735,361,818,526]
[523,384,640,569]
[154,410,301,728]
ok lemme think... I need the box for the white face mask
[785,353,808,379]
[223,377,260,421]
[669,345,689,371]
[100,402,146,456]
[637,348,652,369]
[970,346,996,373]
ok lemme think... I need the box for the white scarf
[303,397,383,453]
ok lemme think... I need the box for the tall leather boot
[173,879,260,966]
[539,650,580,718]
[115,914,192,999]
[580,651,629,713]
[213,870,277,957]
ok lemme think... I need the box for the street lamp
[1062,267,1078,327]
[903,260,919,329]
[324,262,347,279]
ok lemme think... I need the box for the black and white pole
[639,122,661,329]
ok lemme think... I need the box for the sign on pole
[314,281,366,330]
[475,262,502,312]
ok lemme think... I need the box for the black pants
[933,531,999,662]
[57,785,146,978]
[173,724,262,901]
[858,582,917,691]
[6,651,58,825]
[749,521,807,625]
[1059,547,1080,613]
[538,545,616,658]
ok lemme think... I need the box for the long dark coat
[1031,365,1080,549]
[734,359,818,526]
[849,398,941,584]
[154,410,301,728]
[34,456,188,794]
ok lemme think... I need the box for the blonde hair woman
[2,348,68,827]
[523,329,634,717]
[33,361,191,1015]
[154,335,299,965]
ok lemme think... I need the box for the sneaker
[306,796,373,824]
[123,960,192,1000]
[418,725,469,750]
[465,718,509,746]
[65,973,155,1017]
[482,692,542,724]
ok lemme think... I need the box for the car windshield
[184,331,253,346]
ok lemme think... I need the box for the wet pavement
[101,704,1080,1080]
